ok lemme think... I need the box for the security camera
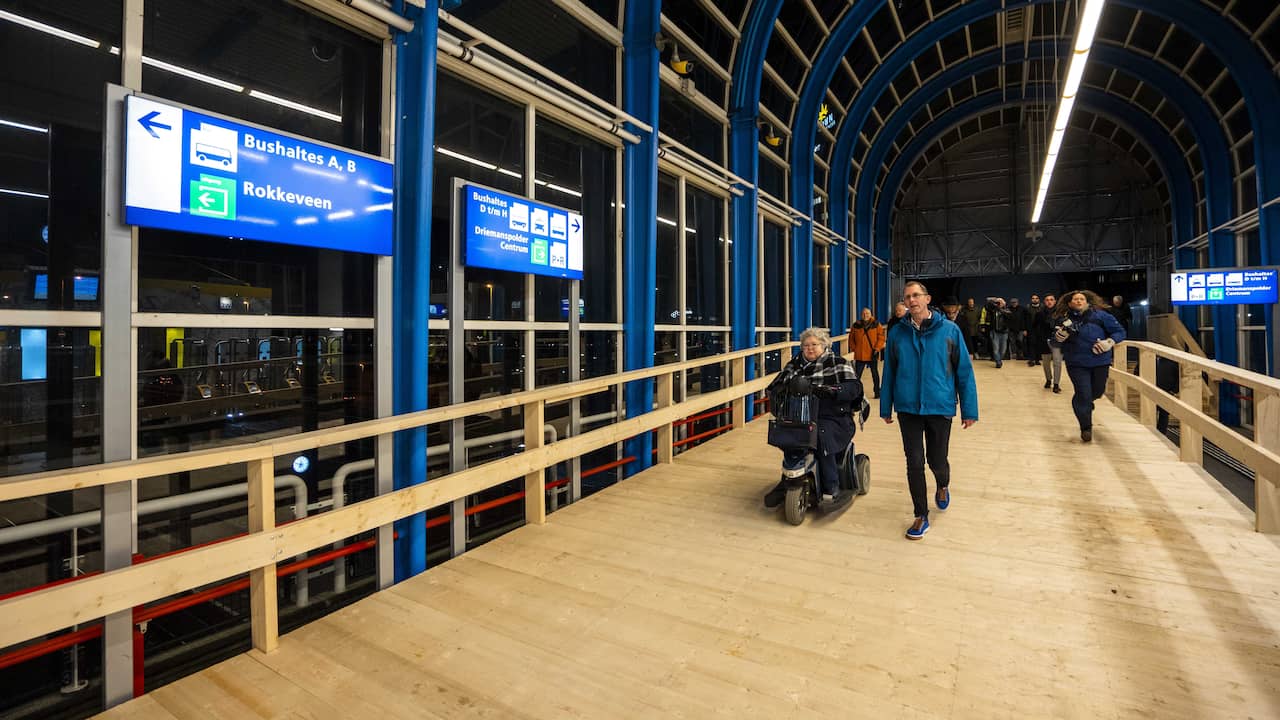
[669,49,695,77]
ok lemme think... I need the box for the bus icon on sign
[195,143,232,166]
[190,123,238,172]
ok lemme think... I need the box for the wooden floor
[102,362,1280,719]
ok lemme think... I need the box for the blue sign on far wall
[123,94,393,255]
[462,183,584,280]
[1171,268,1278,306]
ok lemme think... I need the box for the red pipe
[132,626,145,698]
[675,407,730,426]
[0,624,102,671]
[673,424,733,448]
[0,571,101,603]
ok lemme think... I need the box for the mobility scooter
[766,375,871,525]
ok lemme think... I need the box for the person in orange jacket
[847,307,886,398]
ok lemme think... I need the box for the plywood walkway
[102,363,1280,719]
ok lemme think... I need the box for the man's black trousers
[897,412,953,519]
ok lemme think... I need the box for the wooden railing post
[730,357,746,429]
[523,400,546,525]
[655,373,674,464]
[1255,391,1280,534]
[247,457,278,653]
[1112,347,1128,411]
[1138,347,1156,426]
[1178,360,1203,465]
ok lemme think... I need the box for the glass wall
[761,220,788,329]
[812,244,830,329]
[685,185,728,327]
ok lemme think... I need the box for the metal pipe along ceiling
[344,0,414,32]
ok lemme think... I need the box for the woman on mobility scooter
[764,328,869,523]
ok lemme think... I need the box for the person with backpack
[847,307,886,398]
[1051,290,1127,442]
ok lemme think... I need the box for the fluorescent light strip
[142,55,244,92]
[436,146,497,170]
[1032,0,1107,224]
[0,9,100,48]
[247,90,342,123]
[0,118,48,133]
[0,187,49,199]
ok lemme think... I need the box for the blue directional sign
[123,94,393,255]
[1171,268,1278,306]
[461,183,584,280]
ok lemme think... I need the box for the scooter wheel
[784,486,806,525]
[856,454,871,495]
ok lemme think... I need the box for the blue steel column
[729,114,759,419]
[621,2,659,476]
[728,1,784,413]
[792,224,813,335]
[391,5,436,581]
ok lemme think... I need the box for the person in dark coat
[1051,290,1127,442]
[764,327,863,507]
[1032,294,1064,392]
[1111,295,1132,334]
[1024,294,1044,365]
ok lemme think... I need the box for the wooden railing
[1110,340,1280,532]
[0,341,799,653]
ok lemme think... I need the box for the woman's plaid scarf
[774,348,857,388]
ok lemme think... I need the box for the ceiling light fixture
[0,9,100,48]
[1031,0,1108,224]
[142,56,245,92]
[0,118,48,133]
[248,90,342,123]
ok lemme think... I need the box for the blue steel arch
[876,87,1195,264]
[813,0,1277,246]
[849,46,1194,281]
[802,0,1275,375]
[728,1,785,349]
[857,42,1229,251]
[857,66,1195,316]
[869,85,1245,415]
[620,1,661,474]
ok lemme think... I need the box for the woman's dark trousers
[1065,364,1110,430]
[897,413,952,519]
[855,359,880,395]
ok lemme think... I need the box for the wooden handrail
[0,341,798,502]
[1110,340,1280,533]
[0,347,786,650]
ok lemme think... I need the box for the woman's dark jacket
[767,349,863,457]
[1050,307,1126,368]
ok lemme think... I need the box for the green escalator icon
[189,174,236,219]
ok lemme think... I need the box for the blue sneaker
[905,517,929,540]
[935,486,951,512]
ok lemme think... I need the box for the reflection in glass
[685,186,726,326]
[534,118,617,323]
[135,328,374,456]
[433,73,526,318]
[656,175,680,323]
[535,331,570,387]
[812,244,829,329]
[762,221,788,328]
[0,326,102,477]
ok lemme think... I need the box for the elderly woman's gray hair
[798,327,832,350]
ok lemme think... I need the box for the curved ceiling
[664,0,1278,238]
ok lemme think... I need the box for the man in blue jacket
[881,281,980,540]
